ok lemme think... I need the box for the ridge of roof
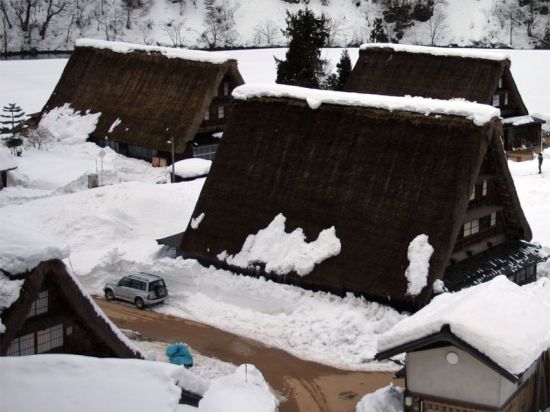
[75,39,234,65]
[360,43,510,62]
[233,84,501,126]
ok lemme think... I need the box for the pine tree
[275,8,330,89]
[325,49,352,90]
[1,103,25,137]
[370,17,389,43]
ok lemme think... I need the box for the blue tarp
[166,343,193,367]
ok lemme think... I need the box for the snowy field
[0,49,549,372]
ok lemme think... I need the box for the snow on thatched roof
[0,219,70,275]
[233,84,500,126]
[359,43,509,61]
[76,39,234,64]
[377,276,550,376]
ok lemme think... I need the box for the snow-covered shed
[0,221,140,358]
[375,276,550,412]
[41,39,244,164]
[179,84,541,310]
[0,147,17,190]
[345,44,545,160]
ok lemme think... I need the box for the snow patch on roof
[0,273,24,333]
[0,148,17,171]
[405,234,434,296]
[219,213,341,276]
[360,43,510,62]
[501,115,538,126]
[40,103,101,145]
[233,84,500,126]
[0,219,70,275]
[76,39,233,64]
[173,158,211,179]
[190,212,205,230]
[378,276,550,375]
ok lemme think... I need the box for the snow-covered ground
[0,50,549,373]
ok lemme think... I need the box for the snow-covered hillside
[1,0,549,54]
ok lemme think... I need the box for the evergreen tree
[0,103,25,137]
[325,49,352,90]
[275,8,330,88]
[369,18,389,43]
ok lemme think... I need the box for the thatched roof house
[179,84,541,310]
[345,44,545,159]
[0,221,140,358]
[42,39,244,164]
[375,276,550,412]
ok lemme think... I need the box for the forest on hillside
[1,0,549,55]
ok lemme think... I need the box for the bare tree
[200,0,239,48]
[25,126,52,150]
[120,0,149,30]
[0,0,12,29]
[326,15,348,46]
[253,18,279,46]
[495,0,525,46]
[426,3,448,46]
[0,13,11,55]
[164,19,186,46]
[10,0,37,33]
[39,0,70,39]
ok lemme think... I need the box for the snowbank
[0,148,17,170]
[39,104,101,145]
[76,39,233,64]
[220,213,341,276]
[356,384,404,412]
[233,84,500,126]
[0,218,70,275]
[173,158,212,179]
[197,364,278,412]
[0,354,207,412]
[404,234,434,296]
[360,43,509,61]
[378,276,550,376]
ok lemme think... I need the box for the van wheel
[105,289,115,301]
[135,297,145,310]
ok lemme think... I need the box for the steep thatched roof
[180,85,531,310]
[0,259,140,358]
[345,44,511,105]
[42,40,244,154]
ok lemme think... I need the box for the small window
[129,280,145,290]
[492,95,500,107]
[504,93,509,106]
[223,82,229,96]
[37,325,64,354]
[218,106,225,119]
[498,78,503,88]
[66,326,73,336]
[464,220,479,237]
[6,333,35,356]
[27,290,48,318]
[482,180,488,196]
[470,186,476,200]
[471,219,479,234]
[490,212,497,226]
[204,109,210,121]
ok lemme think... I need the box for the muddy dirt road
[97,299,400,412]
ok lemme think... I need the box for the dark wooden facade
[0,259,140,359]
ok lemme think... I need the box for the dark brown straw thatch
[42,45,243,153]
[180,95,531,310]
[345,47,510,105]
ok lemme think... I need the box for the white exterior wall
[406,346,518,407]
